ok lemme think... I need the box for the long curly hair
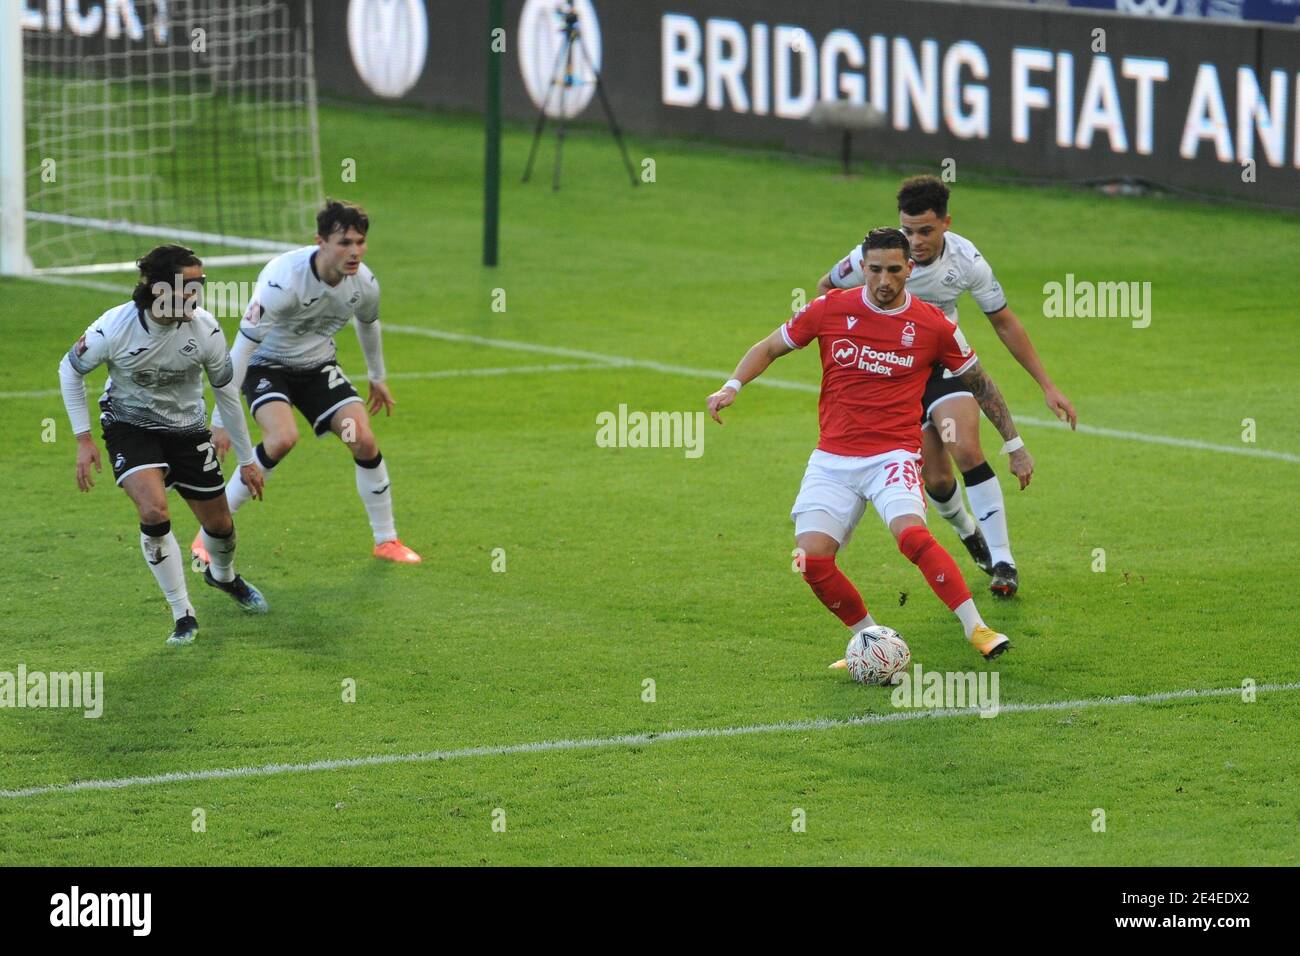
[131,244,202,314]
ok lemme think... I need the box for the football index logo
[831,339,858,367]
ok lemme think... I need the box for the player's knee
[800,552,839,583]
[350,430,379,460]
[896,524,935,563]
[950,442,986,473]
[920,453,951,487]
[263,430,298,460]
[202,513,234,538]
[138,503,169,527]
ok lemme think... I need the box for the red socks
[897,525,971,610]
[802,554,868,627]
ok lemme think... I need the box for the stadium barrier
[323,0,1300,206]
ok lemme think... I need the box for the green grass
[0,104,1297,865]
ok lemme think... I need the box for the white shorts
[791,448,926,546]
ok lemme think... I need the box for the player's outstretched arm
[211,380,263,500]
[58,354,101,492]
[984,305,1076,429]
[956,362,1035,490]
[354,318,394,416]
[707,327,794,424]
[816,271,836,296]
[210,331,256,443]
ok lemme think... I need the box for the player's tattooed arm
[957,364,1015,441]
[957,363,1034,488]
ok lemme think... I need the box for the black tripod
[521,3,638,191]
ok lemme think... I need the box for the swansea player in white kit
[59,245,269,646]
[711,229,1033,662]
[818,176,1076,598]
[194,200,421,565]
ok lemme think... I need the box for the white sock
[953,598,984,639]
[201,527,237,584]
[847,614,877,633]
[965,474,1014,566]
[140,522,194,621]
[355,453,397,544]
[927,481,976,538]
[226,444,276,515]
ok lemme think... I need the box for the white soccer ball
[845,625,911,686]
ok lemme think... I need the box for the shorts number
[883,461,920,491]
[196,441,218,472]
[326,364,351,390]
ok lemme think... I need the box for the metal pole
[0,0,31,275]
[482,0,502,267]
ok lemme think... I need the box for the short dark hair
[132,244,201,313]
[862,226,911,260]
[897,175,949,218]
[317,199,369,239]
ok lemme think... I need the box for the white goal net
[2,0,323,276]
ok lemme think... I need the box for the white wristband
[1000,436,1025,454]
[723,378,743,393]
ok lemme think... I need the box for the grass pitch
[0,104,1297,865]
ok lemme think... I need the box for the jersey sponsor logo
[244,301,263,326]
[846,316,858,330]
[837,258,854,279]
[832,339,916,375]
[519,0,602,118]
[901,322,916,347]
[830,339,859,367]
[130,367,191,387]
[74,335,88,357]
[348,0,428,99]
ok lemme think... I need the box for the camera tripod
[521,3,638,191]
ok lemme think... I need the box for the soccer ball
[845,626,911,686]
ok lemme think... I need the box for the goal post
[2,0,324,277]
[0,3,29,276]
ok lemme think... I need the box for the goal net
[2,0,323,276]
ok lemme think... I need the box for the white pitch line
[2,682,1295,801]
[385,324,1300,464]
[388,362,613,381]
[0,364,611,401]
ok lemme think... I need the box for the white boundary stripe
[389,363,614,381]
[1013,415,1300,464]
[384,324,1300,464]
[2,682,1296,800]
[0,365,612,401]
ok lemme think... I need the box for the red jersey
[780,288,978,457]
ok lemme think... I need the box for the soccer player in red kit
[707,228,1034,661]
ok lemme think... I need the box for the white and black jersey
[827,231,1008,325]
[239,246,381,369]
[65,302,233,432]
